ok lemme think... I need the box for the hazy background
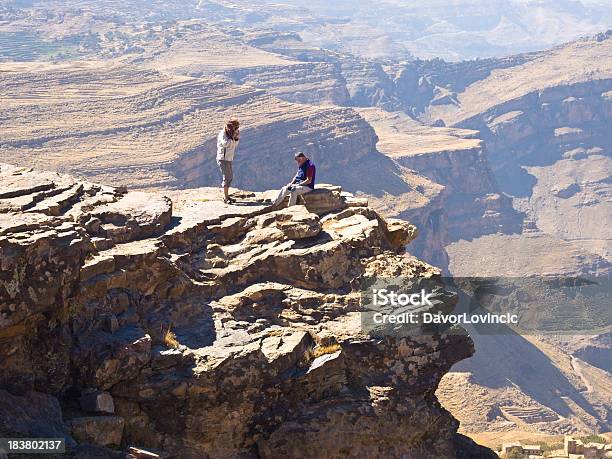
[2,0,611,60]
[287,0,612,59]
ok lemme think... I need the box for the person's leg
[218,160,227,196]
[227,161,233,188]
[289,185,311,206]
[273,185,291,206]
[219,161,233,202]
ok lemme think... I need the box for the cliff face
[392,145,523,242]
[172,105,380,192]
[226,62,351,106]
[356,108,524,271]
[444,69,612,271]
[0,163,484,458]
[432,34,612,436]
[0,4,609,443]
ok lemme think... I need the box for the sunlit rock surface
[0,164,487,458]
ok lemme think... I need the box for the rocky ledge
[0,163,489,458]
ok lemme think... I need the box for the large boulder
[0,164,481,458]
[0,390,75,447]
[67,416,125,448]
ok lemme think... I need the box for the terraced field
[0,32,82,61]
[500,406,560,425]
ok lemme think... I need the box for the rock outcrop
[0,163,484,458]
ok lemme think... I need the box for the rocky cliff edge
[0,163,488,459]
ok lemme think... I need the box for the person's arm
[299,176,311,186]
[218,133,231,155]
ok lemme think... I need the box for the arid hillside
[427,33,612,439]
[0,0,610,446]
[0,60,387,194]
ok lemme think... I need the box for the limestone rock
[0,164,476,458]
[84,329,152,391]
[0,390,74,445]
[300,184,347,215]
[80,391,115,415]
[384,217,419,250]
[244,206,322,244]
[68,416,125,448]
[87,192,172,243]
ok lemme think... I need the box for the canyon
[0,0,610,454]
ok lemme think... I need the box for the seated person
[273,152,316,207]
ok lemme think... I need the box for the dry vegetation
[311,343,341,358]
[162,325,180,349]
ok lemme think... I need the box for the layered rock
[0,60,381,192]
[392,145,522,241]
[0,163,484,458]
[357,108,523,270]
[172,104,380,193]
[424,34,612,436]
[225,62,351,106]
[390,53,537,115]
[0,5,609,444]
[435,35,612,267]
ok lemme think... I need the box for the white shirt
[216,129,239,162]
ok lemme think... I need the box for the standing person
[217,119,240,204]
[273,152,316,207]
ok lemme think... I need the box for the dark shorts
[217,160,233,187]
